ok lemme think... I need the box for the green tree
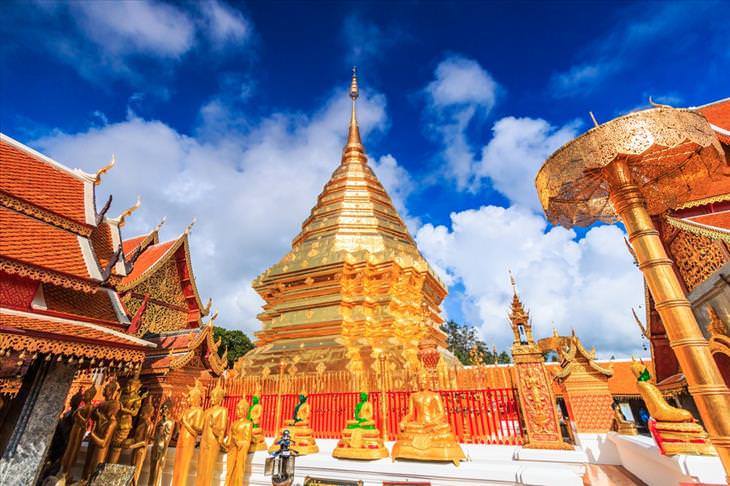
[441,320,511,365]
[213,326,254,368]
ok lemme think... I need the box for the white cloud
[477,117,579,211]
[33,87,407,334]
[416,205,644,358]
[422,56,578,208]
[426,56,498,109]
[72,1,196,58]
[200,0,251,47]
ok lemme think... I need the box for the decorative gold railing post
[274,360,286,436]
[378,352,389,442]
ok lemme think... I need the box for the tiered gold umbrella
[536,106,730,479]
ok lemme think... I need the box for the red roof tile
[121,240,175,286]
[122,235,147,256]
[89,222,120,275]
[0,206,92,280]
[687,210,730,230]
[0,137,89,226]
[698,99,730,131]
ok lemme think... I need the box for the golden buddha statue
[60,385,96,478]
[269,391,318,455]
[172,379,206,486]
[247,385,268,452]
[83,399,121,479]
[125,398,154,485]
[109,373,147,463]
[194,381,229,486]
[333,391,388,460]
[392,369,464,465]
[149,400,175,486]
[225,399,253,486]
[630,358,716,455]
[611,402,638,436]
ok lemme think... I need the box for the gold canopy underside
[536,108,729,228]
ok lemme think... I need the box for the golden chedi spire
[241,71,451,382]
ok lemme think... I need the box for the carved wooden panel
[669,230,728,292]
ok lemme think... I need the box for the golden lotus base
[332,427,389,460]
[268,425,319,456]
[391,431,465,466]
[250,429,268,452]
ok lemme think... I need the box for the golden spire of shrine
[344,66,364,159]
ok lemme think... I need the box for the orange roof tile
[121,240,176,286]
[42,284,121,324]
[686,210,730,230]
[122,235,147,256]
[90,223,116,272]
[546,359,653,397]
[0,307,153,349]
[0,137,90,226]
[698,98,730,131]
[0,205,93,280]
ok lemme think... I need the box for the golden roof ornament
[184,217,197,235]
[94,154,115,186]
[345,66,363,154]
[117,196,141,227]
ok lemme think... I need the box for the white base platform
[608,432,726,485]
[71,439,587,486]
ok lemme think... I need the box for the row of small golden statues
[57,359,714,485]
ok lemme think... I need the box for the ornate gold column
[604,157,730,473]
[536,107,730,478]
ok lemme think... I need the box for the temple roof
[696,98,730,144]
[141,322,225,376]
[0,132,154,365]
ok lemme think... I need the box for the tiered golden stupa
[237,70,451,382]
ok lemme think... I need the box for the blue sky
[2,1,728,357]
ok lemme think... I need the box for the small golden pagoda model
[391,368,465,465]
[269,392,319,455]
[238,69,452,382]
[508,276,572,450]
[333,391,389,460]
[630,359,716,455]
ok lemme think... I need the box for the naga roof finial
[95,154,115,186]
[118,196,141,227]
[184,217,197,235]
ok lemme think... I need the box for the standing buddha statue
[268,391,318,455]
[148,400,176,486]
[225,399,253,486]
[83,379,121,479]
[391,369,465,465]
[125,398,154,485]
[247,384,267,452]
[60,384,96,478]
[333,391,388,460]
[194,380,229,486]
[172,379,206,486]
[109,373,147,463]
[630,358,716,455]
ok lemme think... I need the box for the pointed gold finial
[95,154,115,186]
[345,66,363,152]
[508,269,517,294]
[184,217,197,235]
[118,196,141,227]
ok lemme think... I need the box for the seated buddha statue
[333,392,388,460]
[269,392,318,455]
[247,388,268,452]
[630,358,716,455]
[392,369,465,465]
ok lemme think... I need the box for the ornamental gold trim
[0,191,93,236]
[0,332,146,363]
[676,193,730,210]
[0,257,97,293]
[665,215,730,244]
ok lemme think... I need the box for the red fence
[206,388,522,445]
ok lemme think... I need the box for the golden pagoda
[237,70,451,383]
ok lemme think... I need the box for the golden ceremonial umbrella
[536,106,730,480]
